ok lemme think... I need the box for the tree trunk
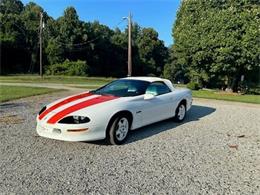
[230,73,241,93]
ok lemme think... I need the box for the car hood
[38,92,133,124]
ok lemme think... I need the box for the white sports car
[37,77,192,144]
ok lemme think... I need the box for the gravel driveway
[0,90,260,194]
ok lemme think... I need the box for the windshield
[91,79,150,97]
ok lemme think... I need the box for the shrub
[187,82,201,90]
[46,59,89,76]
[239,81,260,95]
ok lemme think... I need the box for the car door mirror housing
[144,93,155,100]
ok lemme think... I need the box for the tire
[107,115,130,145]
[174,102,186,122]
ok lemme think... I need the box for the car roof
[120,76,165,83]
[120,76,175,91]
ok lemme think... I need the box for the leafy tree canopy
[1,0,168,77]
[166,0,260,91]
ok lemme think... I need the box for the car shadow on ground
[89,105,216,145]
[126,105,216,144]
[125,105,216,144]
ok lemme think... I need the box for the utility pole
[127,12,132,76]
[124,13,132,76]
[39,12,43,78]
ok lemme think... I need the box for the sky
[21,0,181,46]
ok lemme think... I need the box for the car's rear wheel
[107,115,130,145]
[174,102,186,122]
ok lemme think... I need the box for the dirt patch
[0,114,24,124]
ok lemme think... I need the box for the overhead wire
[53,18,127,50]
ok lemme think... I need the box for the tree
[0,0,169,77]
[0,0,23,15]
[136,27,168,76]
[21,2,46,73]
[110,28,128,77]
[0,0,27,74]
[168,0,260,91]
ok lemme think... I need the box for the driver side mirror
[144,93,155,100]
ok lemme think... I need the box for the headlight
[58,116,90,124]
[39,106,46,115]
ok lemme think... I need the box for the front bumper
[36,119,106,142]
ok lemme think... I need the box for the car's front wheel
[174,102,186,122]
[107,115,130,145]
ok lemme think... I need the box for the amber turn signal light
[67,128,89,132]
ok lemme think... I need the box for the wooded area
[0,0,168,77]
[0,0,259,92]
[164,0,259,91]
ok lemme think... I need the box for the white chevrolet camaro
[37,77,192,144]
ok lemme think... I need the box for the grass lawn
[68,85,100,90]
[0,85,62,102]
[0,75,114,85]
[70,84,260,104]
[1,75,259,104]
[192,90,260,104]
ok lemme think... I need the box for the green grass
[192,90,260,104]
[68,85,100,89]
[0,85,62,102]
[1,75,259,104]
[0,75,115,85]
[64,84,260,104]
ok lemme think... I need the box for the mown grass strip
[0,75,115,85]
[192,90,260,104]
[1,75,259,104]
[0,85,63,102]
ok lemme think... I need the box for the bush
[187,82,201,90]
[240,81,260,95]
[46,59,89,76]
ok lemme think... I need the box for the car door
[141,82,173,126]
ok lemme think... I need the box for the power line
[46,18,129,47]
[55,38,99,47]
[114,18,126,29]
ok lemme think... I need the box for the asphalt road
[0,90,260,194]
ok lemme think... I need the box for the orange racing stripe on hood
[47,95,118,124]
[39,92,92,120]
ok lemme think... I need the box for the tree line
[0,0,168,77]
[1,0,259,92]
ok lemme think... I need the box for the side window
[145,82,171,96]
